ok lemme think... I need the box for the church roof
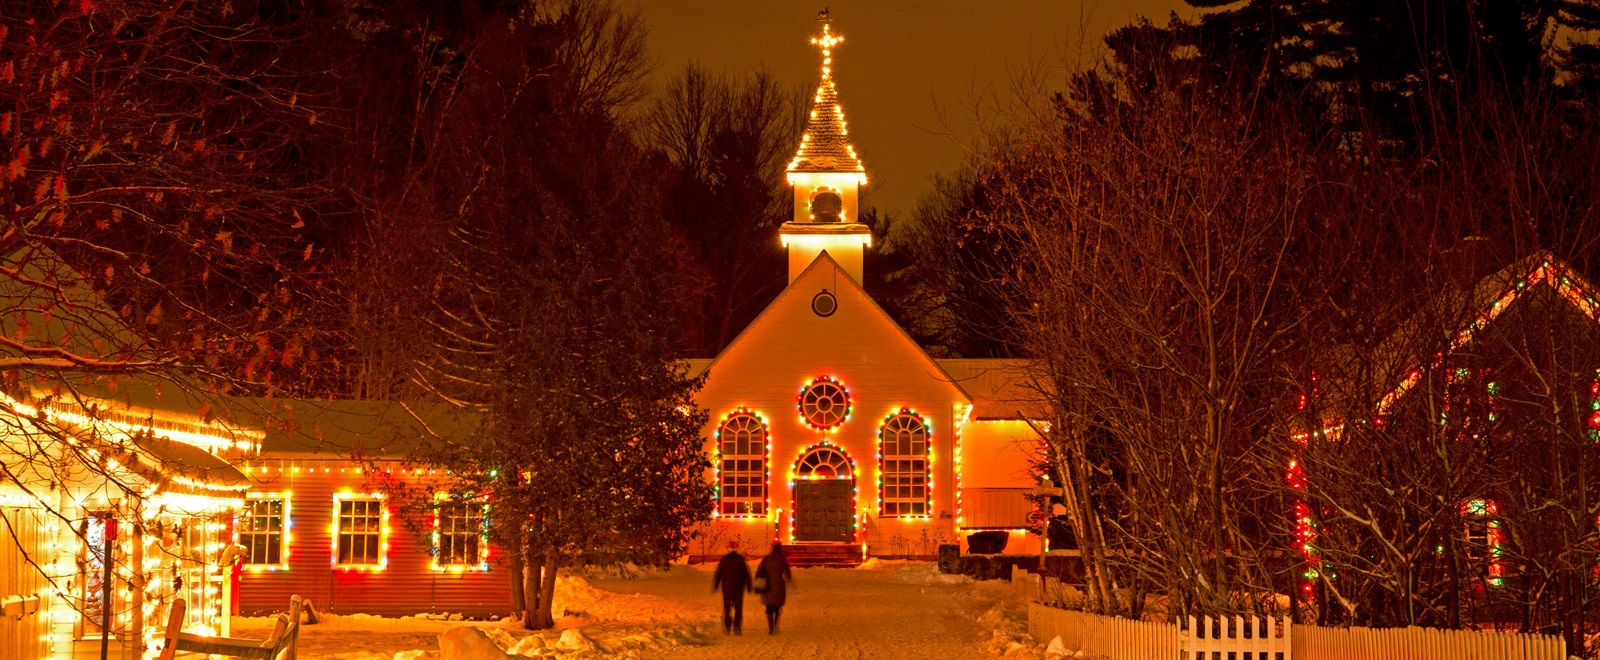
[787,22,866,175]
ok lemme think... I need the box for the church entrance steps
[782,542,866,568]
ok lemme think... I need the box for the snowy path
[233,561,1039,659]
[587,563,1026,659]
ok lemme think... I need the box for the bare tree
[350,1,713,630]
[644,64,804,355]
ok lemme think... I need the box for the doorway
[792,446,855,542]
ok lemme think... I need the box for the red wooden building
[232,399,506,617]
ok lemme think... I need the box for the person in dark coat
[710,541,752,634]
[754,542,793,634]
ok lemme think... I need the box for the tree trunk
[522,546,544,630]
[509,535,526,619]
[536,547,560,629]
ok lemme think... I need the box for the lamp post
[101,516,117,660]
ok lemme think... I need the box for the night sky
[639,1,1195,219]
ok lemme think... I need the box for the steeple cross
[811,24,842,53]
[811,15,842,77]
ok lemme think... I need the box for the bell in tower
[810,187,844,223]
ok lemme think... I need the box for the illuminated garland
[954,404,971,527]
[1589,372,1600,443]
[797,376,851,430]
[875,408,933,518]
[786,441,858,543]
[711,408,771,519]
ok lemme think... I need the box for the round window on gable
[812,290,838,317]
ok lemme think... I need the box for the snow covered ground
[232,560,1046,659]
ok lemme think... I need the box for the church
[218,17,1049,620]
[683,18,1047,564]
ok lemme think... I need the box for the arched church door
[793,446,854,542]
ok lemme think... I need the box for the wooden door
[794,480,853,542]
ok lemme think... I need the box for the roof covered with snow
[243,398,480,459]
[936,359,1049,421]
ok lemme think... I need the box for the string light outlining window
[879,411,929,516]
[799,376,851,429]
[1461,498,1505,585]
[796,445,852,478]
[435,502,487,568]
[717,411,768,516]
[335,497,385,567]
[239,498,286,566]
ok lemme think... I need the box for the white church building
[686,18,1046,563]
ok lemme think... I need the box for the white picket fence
[1293,622,1567,660]
[1016,568,1568,660]
[1028,602,1179,659]
[1182,614,1291,659]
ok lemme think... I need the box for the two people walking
[711,541,793,635]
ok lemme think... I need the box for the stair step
[780,543,866,567]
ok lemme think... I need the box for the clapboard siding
[238,462,510,617]
[1,506,51,660]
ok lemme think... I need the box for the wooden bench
[158,595,302,660]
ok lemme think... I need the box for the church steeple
[781,10,871,284]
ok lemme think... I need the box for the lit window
[799,377,851,429]
[1461,498,1504,584]
[797,445,852,478]
[335,497,385,567]
[436,502,486,567]
[718,412,768,516]
[239,498,286,566]
[880,412,928,517]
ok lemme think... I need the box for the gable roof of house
[1324,252,1600,423]
[0,244,255,490]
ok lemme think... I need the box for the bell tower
[782,12,870,284]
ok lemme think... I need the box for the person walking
[711,541,752,634]
[754,542,793,634]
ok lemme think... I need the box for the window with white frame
[718,412,767,516]
[335,497,384,567]
[436,502,486,567]
[880,412,929,516]
[239,498,286,566]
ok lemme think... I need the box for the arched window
[796,445,853,478]
[717,412,768,516]
[879,411,929,517]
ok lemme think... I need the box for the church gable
[696,251,969,410]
